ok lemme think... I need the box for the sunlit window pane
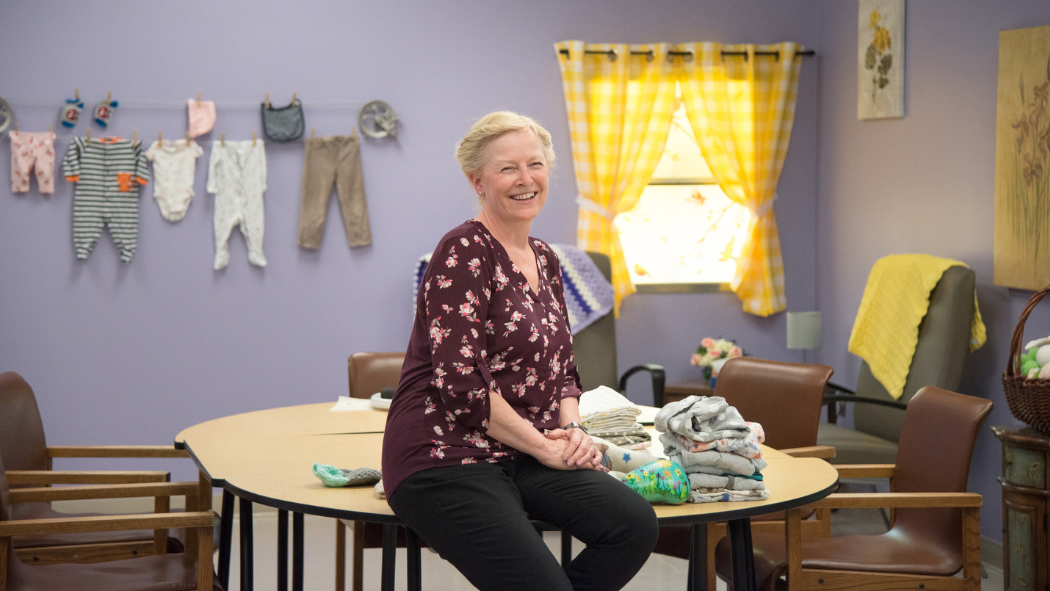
[615,86,749,287]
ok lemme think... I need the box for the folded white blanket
[579,385,640,416]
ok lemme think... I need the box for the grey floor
[219,490,1005,591]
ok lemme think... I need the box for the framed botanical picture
[858,0,905,119]
[994,25,1050,290]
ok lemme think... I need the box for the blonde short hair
[455,111,556,178]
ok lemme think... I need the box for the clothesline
[4,98,368,110]
[557,48,816,60]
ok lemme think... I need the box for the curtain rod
[558,48,816,60]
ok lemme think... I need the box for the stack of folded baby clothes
[578,386,651,448]
[654,395,769,503]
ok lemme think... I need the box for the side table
[664,379,714,406]
[993,425,1050,591]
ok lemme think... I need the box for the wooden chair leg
[352,522,365,591]
[335,521,346,591]
[706,522,722,591]
[962,507,982,591]
[154,494,170,555]
[785,508,802,591]
[197,519,214,591]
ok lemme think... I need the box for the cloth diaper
[621,459,690,504]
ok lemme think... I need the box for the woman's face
[470,128,549,227]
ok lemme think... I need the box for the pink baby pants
[10,131,57,194]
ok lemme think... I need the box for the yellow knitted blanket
[847,254,986,399]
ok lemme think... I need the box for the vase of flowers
[690,338,746,383]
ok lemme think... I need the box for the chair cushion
[816,422,897,465]
[714,531,963,590]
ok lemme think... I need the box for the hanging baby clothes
[10,131,57,194]
[297,134,372,249]
[207,140,267,270]
[146,139,203,222]
[63,137,150,262]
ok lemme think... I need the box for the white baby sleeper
[206,140,268,270]
[146,139,203,222]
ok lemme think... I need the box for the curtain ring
[645,50,654,63]
[607,48,618,62]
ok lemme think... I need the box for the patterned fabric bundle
[654,395,769,503]
[578,386,650,448]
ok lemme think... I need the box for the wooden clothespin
[185,131,191,145]
[351,126,358,140]
[133,129,137,143]
[74,88,79,100]
[86,128,91,141]
[196,91,202,107]
[252,130,257,146]
[158,130,163,144]
[292,92,297,104]
[221,132,225,147]
[265,92,270,109]
[48,123,52,133]
[106,91,112,103]
[311,128,316,139]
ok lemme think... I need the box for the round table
[176,403,838,591]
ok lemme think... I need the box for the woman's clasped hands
[544,428,608,472]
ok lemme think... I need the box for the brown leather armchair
[716,386,992,591]
[652,357,836,591]
[0,371,188,565]
[336,352,408,591]
[0,451,219,591]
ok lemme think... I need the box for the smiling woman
[381,111,659,591]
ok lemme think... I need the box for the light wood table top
[176,403,837,525]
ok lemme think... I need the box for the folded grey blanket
[654,395,750,442]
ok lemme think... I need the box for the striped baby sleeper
[63,138,150,263]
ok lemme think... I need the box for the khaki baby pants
[298,135,372,248]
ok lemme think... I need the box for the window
[614,86,751,291]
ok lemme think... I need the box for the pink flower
[729,346,743,357]
[690,353,703,366]
[701,337,716,348]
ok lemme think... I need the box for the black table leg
[406,527,422,591]
[560,530,572,566]
[381,524,397,591]
[727,518,756,591]
[239,497,254,591]
[293,512,305,591]
[218,489,234,591]
[277,510,288,591]
[688,523,707,591]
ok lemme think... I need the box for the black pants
[388,457,659,591]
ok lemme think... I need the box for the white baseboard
[982,535,1003,571]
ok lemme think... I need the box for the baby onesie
[146,139,204,222]
[10,131,57,194]
[206,141,267,270]
[63,137,150,263]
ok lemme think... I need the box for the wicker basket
[1003,284,1050,433]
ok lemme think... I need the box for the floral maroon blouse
[382,220,583,496]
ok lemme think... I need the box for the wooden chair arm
[9,481,197,504]
[0,511,214,538]
[834,464,896,478]
[47,445,187,459]
[778,446,836,459]
[809,492,982,510]
[6,470,170,485]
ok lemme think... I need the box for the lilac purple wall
[815,0,1050,542]
[1,2,821,481]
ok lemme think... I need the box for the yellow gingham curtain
[555,41,676,315]
[677,42,803,316]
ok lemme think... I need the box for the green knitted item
[312,463,382,488]
[621,459,690,504]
